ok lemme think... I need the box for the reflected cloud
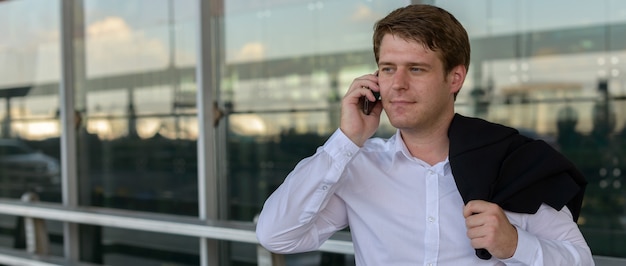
[136,119,161,139]
[232,42,266,62]
[13,121,59,140]
[88,16,131,38]
[230,114,269,136]
[350,4,376,22]
[86,16,169,76]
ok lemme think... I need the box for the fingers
[348,73,380,100]
[464,200,502,231]
[342,72,382,115]
[356,72,379,90]
[339,72,381,146]
[463,200,490,218]
[463,200,518,259]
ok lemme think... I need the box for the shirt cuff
[500,226,540,265]
[322,129,361,170]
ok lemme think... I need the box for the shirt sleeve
[256,128,360,254]
[501,205,594,266]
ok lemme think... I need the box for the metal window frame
[59,0,80,261]
[196,0,220,264]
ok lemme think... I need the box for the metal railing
[2,193,626,266]
[0,194,353,265]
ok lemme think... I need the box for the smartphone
[360,72,381,115]
[360,90,381,115]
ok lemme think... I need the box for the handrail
[1,199,626,265]
[0,198,354,265]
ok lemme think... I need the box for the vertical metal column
[60,0,80,261]
[197,0,219,265]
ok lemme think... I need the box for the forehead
[378,34,442,65]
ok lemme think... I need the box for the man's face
[377,34,463,133]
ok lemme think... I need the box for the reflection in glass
[79,0,200,213]
[74,0,201,264]
[101,227,199,265]
[0,0,64,258]
[0,0,62,201]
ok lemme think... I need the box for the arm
[464,201,593,265]
[256,129,358,253]
[257,72,381,253]
[502,204,594,266]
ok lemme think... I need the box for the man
[256,4,593,265]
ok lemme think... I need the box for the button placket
[423,167,440,264]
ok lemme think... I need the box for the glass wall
[0,0,61,201]
[0,0,204,264]
[0,0,625,265]
[438,0,626,257]
[0,0,65,259]
[223,0,626,263]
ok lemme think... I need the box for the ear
[448,65,467,95]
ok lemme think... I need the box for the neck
[400,114,454,166]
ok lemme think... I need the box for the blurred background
[0,0,625,265]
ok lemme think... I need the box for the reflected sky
[2,0,626,84]
[0,0,626,139]
[439,0,626,36]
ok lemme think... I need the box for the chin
[388,119,415,130]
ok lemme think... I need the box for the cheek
[378,79,392,96]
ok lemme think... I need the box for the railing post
[20,192,49,255]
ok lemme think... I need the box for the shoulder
[361,133,397,153]
[448,114,531,156]
[448,114,520,141]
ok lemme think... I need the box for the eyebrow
[378,61,433,69]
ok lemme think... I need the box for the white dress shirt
[256,129,594,266]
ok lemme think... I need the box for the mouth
[389,99,416,104]
[385,99,417,112]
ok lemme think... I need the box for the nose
[390,69,409,91]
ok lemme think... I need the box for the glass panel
[0,0,62,202]
[80,0,199,214]
[224,0,626,263]
[75,1,200,264]
[223,0,406,221]
[101,226,199,265]
[222,1,409,265]
[437,0,626,258]
[0,0,64,258]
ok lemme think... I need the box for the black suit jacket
[448,114,587,221]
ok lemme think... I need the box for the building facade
[0,0,625,265]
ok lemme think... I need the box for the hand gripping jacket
[447,114,587,259]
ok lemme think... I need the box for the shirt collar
[390,129,451,175]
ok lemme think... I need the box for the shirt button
[428,170,434,175]
[346,152,352,157]
[428,216,435,223]
[322,185,328,190]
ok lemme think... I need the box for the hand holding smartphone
[360,90,381,115]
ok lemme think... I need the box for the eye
[380,67,394,74]
[410,67,423,72]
